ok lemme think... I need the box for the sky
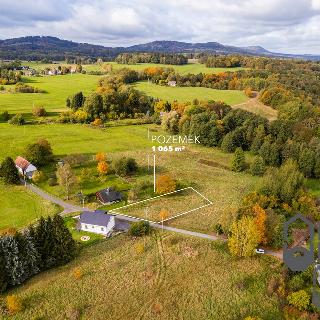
[0,0,320,54]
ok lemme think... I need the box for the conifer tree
[52,215,76,265]
[250,156,266,176]
[231,147,246,172]
[0,244,8,293]
[34,216,57,270]
[0,235,25,285]
[19,231,40,279]
[0,157,20,184]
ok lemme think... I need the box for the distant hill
[0,36,319,61]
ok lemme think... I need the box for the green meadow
[0,123,153,160]
[0,182,60,231]
[134,81,248,105]
[0,74,100,115]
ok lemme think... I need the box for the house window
[85,225,88,229]
[101,227,104,231]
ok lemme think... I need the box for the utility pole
[153,154,156,193]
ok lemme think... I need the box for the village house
[168,80,177,87]
[96,187,123,205]
[14,156,37,179]
[77,210,129,236]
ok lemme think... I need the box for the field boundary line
[109,186,213,224]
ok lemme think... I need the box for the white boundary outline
[109,186,213,224]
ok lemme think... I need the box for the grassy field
[23,60,245,75]
[0,123,153,160]
[0,182,60,231]
[1,232,283,320]
[112,187,210,223]
[0,74,100,115]
[134,81,248,105]
[0,122,259,234]
[232,97,278,121]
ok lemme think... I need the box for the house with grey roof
[96,187,123,205]
[77,210,129,236]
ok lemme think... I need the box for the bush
[112,157,138,176]
[155,175,176,194]
[48,177,58,186]
[128,221,151,237]
[287,290,310,311]
[6,295,23,314]
[231,147,246,172]
[32,106,47,117]
[32,171,45,183]
[8,113,25,125]
[1,111,10,122]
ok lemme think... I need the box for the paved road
[23,180,283,260]
[22,180,90,214]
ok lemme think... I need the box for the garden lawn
[2,232,283,320]
[134,81,248,105]
[0,182,61,231]
[0,74,100,115]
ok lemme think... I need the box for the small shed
[96,187,123,205]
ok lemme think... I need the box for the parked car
[255,248,265,254]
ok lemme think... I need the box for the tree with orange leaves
[96,152,106,162]
[156,175,176,194]
[252,204,267,244]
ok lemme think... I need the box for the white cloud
[0,0,319,54]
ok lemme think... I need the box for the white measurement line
[190,187,213,204]
[161,203,213,223]
[109,187,213,224]
[109,187,192,213]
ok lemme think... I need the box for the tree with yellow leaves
[154,100,166,112]
[228,216,260,257]
[97,161,108,175]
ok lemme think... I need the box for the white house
[168,80,177,87]
[77,210,129,236]
[15,156,37,179]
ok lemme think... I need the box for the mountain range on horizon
[0,36,319,61]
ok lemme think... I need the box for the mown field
[0,232,283,320]
[134,81,248,105]
[0,74,100,115]
[0,182,60,231]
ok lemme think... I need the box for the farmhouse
[96,187,123,205]
[77,210,129,236]
[14,156,37,179]
[168,80,177,87]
